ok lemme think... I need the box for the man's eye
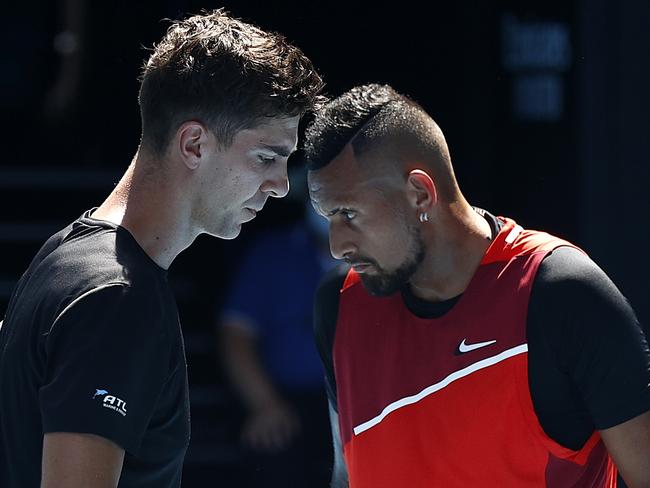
[342,211,356,221]
[258,155,276,164]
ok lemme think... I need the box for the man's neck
[408,204,492,302]
[91,154,197,270]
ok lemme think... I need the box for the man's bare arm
[600,409,650,488]
[42,432,124,488]
[329,400,349,488]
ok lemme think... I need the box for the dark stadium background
[1,1,648,485]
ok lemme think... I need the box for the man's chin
[226,224,243,240]
[207,223,242,241]
[359,274,401,297]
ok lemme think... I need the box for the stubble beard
[360,223,426,297]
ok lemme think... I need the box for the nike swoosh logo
[457,338,497,354]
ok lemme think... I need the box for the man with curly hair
[0,9,323,487]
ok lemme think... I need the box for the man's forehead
[307,142,402,208]
[307,167,355,199]
[308,172,345,211]
[308,171,389,215]
[308,144,357,190]
[309,164,395,197]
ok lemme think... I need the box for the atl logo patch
[93,388,127,417]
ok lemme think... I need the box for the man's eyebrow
[258,143,294,157]
[328,207,356,217]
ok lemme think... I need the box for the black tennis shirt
[0,211,190,487]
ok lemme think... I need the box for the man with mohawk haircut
[0,9,323,487]
[305,84,650,487]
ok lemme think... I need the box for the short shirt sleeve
[39,283,172,456]
[529,247,650,435]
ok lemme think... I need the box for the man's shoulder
[38,215,165,295]
[535,246,612,294]
[49,283,173,340]
[8,215,171,335]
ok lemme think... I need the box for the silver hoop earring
[419,212,429,223]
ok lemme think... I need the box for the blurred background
[0,0,648,486]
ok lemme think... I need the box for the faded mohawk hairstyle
[304,84,460,202]
[138,9,325,156]
[303,84,416,170]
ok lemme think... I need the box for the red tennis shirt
[333,217,617,487]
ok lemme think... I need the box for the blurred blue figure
[219,203,334,487]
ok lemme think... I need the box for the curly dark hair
[138,9,325,156]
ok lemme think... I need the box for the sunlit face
[308,145,425,296]
[194,116,300,239]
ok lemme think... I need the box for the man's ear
[406,169,438,212]
[176,121,209,170]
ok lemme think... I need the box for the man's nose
[329,224,356,260]
[261,163,290,198]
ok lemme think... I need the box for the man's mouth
[350,262,374,273]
